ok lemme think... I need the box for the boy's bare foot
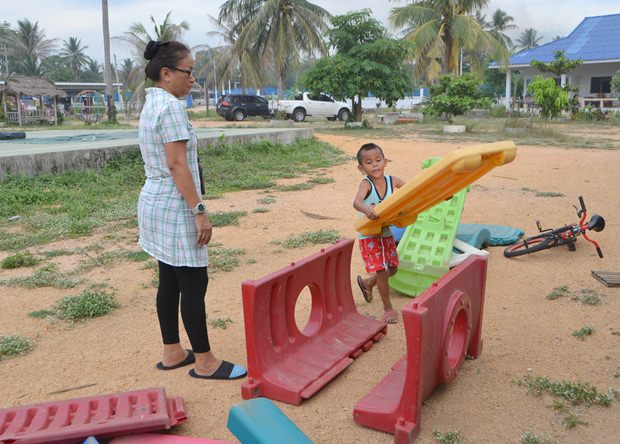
[357,275,373,302]
[383,309,399,324]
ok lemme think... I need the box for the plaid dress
[137,87,208,267]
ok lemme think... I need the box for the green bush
[0,335,33,358]
[490,106,508,118]
[528,76,569,120]
[54,290,118,320]
[1,252,39,269]
[422,74,486,123]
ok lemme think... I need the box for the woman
[138,40,246,380]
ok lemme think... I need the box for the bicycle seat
[588,214,605,232]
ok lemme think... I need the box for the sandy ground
[1,125,619,444]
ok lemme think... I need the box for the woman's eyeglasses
[170,67,194,77]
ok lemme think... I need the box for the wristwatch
[190,202,206,215]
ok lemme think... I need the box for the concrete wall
[0,128,314,181]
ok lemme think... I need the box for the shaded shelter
[1,76,67,126]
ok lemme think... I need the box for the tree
[528,76,569,120]
[488,9,517,50]
[530,50,583,78]
[115,12,190,110]
[389,0,509,82]
[9,19,56,63]
[300,10,412,121]
[102,0,116,123]
[516,28,542,50]
[41,55,74,81]
[218,0,331,98]
[612,70,620,100]
[60,37,89,80]
[422,73,486,123]
[81,58,103,82]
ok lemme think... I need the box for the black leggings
[156,261,211,353]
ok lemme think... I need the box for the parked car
[272,92,351,122]
[216,94,273,121]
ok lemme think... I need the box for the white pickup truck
[273,92,351,122]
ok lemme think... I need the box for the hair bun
[144,40,160,60]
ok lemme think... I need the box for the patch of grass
[574,288,602,306]
[54,289,118,320]
[432,430,462,444]
[257,197,276,204]
[517,375,613,407]
[252,207,270,213]
[307,176,335,185]
[0,334,34,359]
[572,325,595,340]
[562,413,588,429]
[209,247,245,272]
[535,191,565,198]
[1,252,39,269]
[209,211,247,227]
[125,251,151,262]
[0,138,344,251]
[276,182,315,192]
[520,432,546,444]
[40,249,75,258]
[1,264,79,289]
[28,309,56,319]
[611,330,620,337]
[547,285,570,300]
[281,229,341,249]
[208,317,233,329]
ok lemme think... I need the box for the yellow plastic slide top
[354,141,517,236]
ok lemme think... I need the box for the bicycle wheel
[503,235,554,258]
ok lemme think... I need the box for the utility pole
[113,54,124,113]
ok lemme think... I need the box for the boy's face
[357,148,387,179]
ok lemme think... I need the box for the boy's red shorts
[359,235,399,273]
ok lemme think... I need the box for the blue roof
[506,13,620,66]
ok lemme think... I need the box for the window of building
[590,77,611,95]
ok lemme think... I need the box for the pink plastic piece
[110,433,231,444]
[353,256,487,442]
[0,387,186,444]
[241,239,387,405]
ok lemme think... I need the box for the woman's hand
[195,213,213,246]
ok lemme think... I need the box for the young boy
[353,143,405,324]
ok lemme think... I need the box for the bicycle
[503,196,605,258]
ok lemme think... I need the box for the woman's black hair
[143,40,191,81]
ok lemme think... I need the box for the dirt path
[1,129,619,443]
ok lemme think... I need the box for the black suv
[216,94,272,121]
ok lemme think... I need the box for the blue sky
[2,0,619,63]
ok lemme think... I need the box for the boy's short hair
[356,143,385,164]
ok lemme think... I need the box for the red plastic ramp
[353,256,487,443]
[0,387,186,444]
[241,238,387,405]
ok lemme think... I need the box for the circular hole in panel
[446,308,469,369]
[294,286,313,336]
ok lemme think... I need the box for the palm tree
[20,55,43,76]
[488,9,517,50]
[389,0,509,82]
[114,12,190,110]
[218,0,331,98]
[60,37,89,80]
[204,14,263,93]
[101,0,116,122]
[81,57,103,82]
[9,19,56,63]
[516,28,542,50]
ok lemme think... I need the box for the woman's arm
[164,140,212,246]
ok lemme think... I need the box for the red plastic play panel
[241,239,387,405]
[0,387,186,444]
[353,256,487,442]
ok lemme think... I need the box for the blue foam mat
[458,224,524,246]
[227,398,312,444]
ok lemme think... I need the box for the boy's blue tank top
[357,175,393,239]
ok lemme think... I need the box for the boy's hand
[365,208,379,220]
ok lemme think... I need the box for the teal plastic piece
[458,224,524,246]
[455,227,491,250]
[389,157,469,297]
[227,398,312,444]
